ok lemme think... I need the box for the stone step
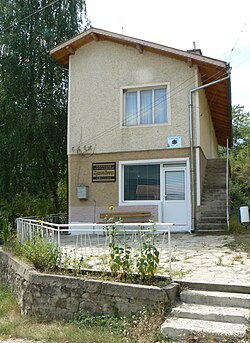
[207,158,227,163]
[202,190,227,196]
[200,211,227,217]
[198,216,227,223]
[205,171,226,174]
[197,223,228,230]
[201,198,226,203]
[196,229,228,235]
[201,195,226,200]
[200,201,227,210]
[161,317,247,340]
[204,171,226,174]
[206,161,227,166]
[202,185,226,189]
[200,202,226,206]
[176,281,250,295]
[200,205,227,211]
[204,171,226,175]
[199,214,227,219]
[171,303,250,324]
[203,187,226,191]
[206,166,227,169]
[180,290,250,308]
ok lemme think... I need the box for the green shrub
[0,217,12,245]
[21,237,61,272]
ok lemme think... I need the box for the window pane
[124,164,160,200]
[165,171,185,200]
[125,92,137,125]
[140,90,152,124]
[154,88,167,123]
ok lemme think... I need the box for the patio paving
[59,232,250,286]
[164,233,250,286]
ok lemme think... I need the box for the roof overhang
[50,28,232,147]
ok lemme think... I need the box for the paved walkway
[166,233,250,285]
[59,232,250,286]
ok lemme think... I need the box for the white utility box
[239,206,250,224]
[77,186,89,200]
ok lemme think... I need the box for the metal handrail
[16,217,174,279]
[226,139,230,232]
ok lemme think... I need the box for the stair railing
[226,139,230,232]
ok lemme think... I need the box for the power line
[2,0,60,33]
[81,69,228,147]
[78,66,229,149]
[228,12,250,62]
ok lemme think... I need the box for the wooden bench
[99,211,152,223]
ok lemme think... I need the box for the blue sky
[87,0,250,113]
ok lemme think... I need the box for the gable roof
[50,28,232,147]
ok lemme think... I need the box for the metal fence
[16,218,174,278]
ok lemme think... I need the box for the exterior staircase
[197,158,228,234]
[161,283,250,341]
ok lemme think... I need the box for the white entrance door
[163,168,188,225]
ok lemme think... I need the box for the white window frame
[119,158,190,206]
[121,82,170,127]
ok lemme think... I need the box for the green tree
[0,0,90,220]
[230,105,250,211]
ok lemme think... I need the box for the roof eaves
[50,27,228,69]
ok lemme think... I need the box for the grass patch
[184,331,249,342]
[225,214,250,257]
[229,213,249,234]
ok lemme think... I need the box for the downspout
[189,72,231,232]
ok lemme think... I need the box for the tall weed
[21,237,61,272]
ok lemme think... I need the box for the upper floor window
[123,86,168,126]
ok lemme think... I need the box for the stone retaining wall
[0,249,178,320]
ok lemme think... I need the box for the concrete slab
[161,317,247,340]
[180,289,250,308]
[59,232,250,286]
[172,303,250,324]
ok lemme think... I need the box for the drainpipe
[189,72,231,232]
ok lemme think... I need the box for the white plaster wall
[199,89,218,158]
[68,40,196,155]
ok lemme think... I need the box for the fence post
[57,225,61,248]
[168,226,172,280]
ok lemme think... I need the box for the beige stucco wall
[68,148,191,222]
[68,40,196,155]
[198,88,218,158]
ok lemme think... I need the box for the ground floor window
[124,164,160,200]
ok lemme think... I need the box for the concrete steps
[161,288,250,341]
[197,223,228,231]
[199,216,227,223]
[161,318,247,339]
[180,289,250,308]
[171,303,249,324]
[197,158,228,234]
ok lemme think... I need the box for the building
[50,28,232,233]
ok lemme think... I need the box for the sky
[87,0,250,113]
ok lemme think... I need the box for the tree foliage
[0,0,90,220]
[230,105,250,211]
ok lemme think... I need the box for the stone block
[163,283,179,304]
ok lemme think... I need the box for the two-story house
[50,28,232,233]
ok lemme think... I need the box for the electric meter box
[77,186,89,200]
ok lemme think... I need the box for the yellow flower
[109,205,114,211]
